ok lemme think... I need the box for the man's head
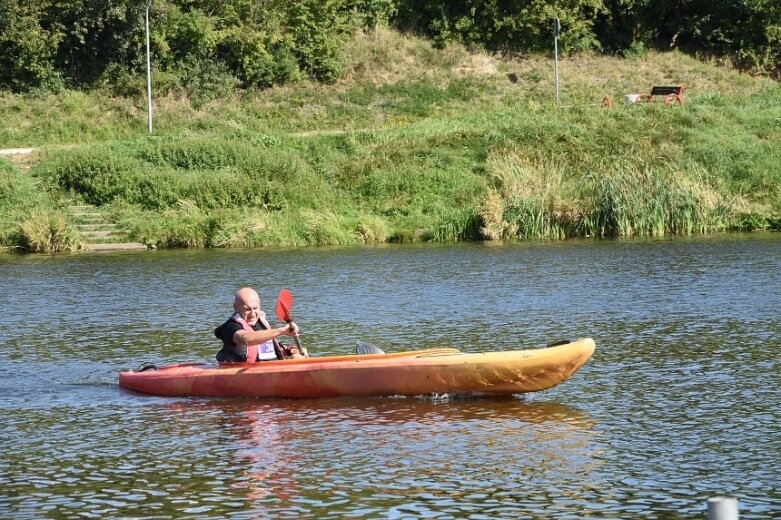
[233,287,261,326]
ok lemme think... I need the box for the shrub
[426,208,482,241]
[287,0,350,82]
[140,138,254,170]
[354,214,390,243]
[300,210,354,245]
[18,210,80,253]
[0,159,47,211]
[118,201,211,248]
[38,148,144,206]
[0,159,61,250]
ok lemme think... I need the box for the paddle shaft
[288,322,305,354]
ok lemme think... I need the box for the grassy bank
[1,29,780,252]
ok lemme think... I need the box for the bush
[395,0,604,52]
[178,55,240,105]
[426,208,482,241]
[354,214,390,243]
[140,138,255,170]
[37,148,144,206]
[118,201,211,248]
[0,159,46,211]
[0,159,60,250]
[287,0,351,82]
[18,210,80,253]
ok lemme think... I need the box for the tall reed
[577,169,729,237]
[19,210,80,253]
[428,208,482,241]
[480,152,573,239]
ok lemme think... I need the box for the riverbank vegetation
[2,0,779,95]
[1,26,780,252]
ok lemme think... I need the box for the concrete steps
[69,204,147,252]
[3,150,149,252]
[90,242,148,251]
[0,148,38,171]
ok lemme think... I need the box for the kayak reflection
[150,396,599,510]
[233,406,300,501]
[165,395,594,428]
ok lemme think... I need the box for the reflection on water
[1,233,780,518]
[149,398,599,518]
[0,396,599,518]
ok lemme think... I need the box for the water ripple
[1,235,780,518]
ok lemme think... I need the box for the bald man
[214,287,302,363]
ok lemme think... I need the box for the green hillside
[1,29,779,252]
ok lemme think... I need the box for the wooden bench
[637,85,684,106]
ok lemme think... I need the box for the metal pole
[707,497,739,520]
[553,18,560,107]
[145,1,153,134]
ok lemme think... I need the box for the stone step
[68,204,147,252]
[90,242,148,252]
[81,230,122,239]
[74,217,105,225]
[75,219,105,227]
[77,223,118,231]
[0,148,35,155]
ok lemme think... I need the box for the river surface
[1,234,779,519]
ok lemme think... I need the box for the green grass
[0,158,81,252]
[18,210,81,253]
[1,28,780,252]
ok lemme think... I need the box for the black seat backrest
[650,85,683,96]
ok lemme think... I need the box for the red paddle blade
[276,300,291,322]
[276,289,293,322]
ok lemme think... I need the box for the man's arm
[233,322,299,346]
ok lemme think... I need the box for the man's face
[234,293,261,326]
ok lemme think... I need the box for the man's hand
[285,321,300,337]
[284,345,306,359]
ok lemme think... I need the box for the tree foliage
[598,0,781,71]
[393,0,780,76]
[0,0,778,94]
[394,0,605,52]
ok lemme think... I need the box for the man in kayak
[214,287,303,362]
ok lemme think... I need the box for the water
[1,234,779,518]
